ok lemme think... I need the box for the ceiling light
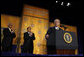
[56,1,58,3]
[67,3,71,7]
[61,2,64,6]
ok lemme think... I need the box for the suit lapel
[7,28,11,33]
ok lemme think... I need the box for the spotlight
[56,1,58,3]
[61,2,64,6]
[67,3,71,7]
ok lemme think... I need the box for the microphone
[60,24,68,30]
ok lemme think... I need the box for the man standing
[45,19,63,54]
[2,23,16,52]
[22,27,35,54]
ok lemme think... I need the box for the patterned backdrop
[21,5,49,54]
[1,5,78,55]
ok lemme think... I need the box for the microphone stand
[60,24,68,31]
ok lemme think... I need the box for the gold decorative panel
[23,4,49,19]
[21,5,49,54]
[20,16,49,54]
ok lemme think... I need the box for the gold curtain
[20,5,49,54]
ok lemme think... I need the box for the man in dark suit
[2,23,16,52]
[45,19,63,54]
[22,27,35,54]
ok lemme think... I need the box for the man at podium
[45,19,78,55]
[45,19,62,39]
[45,19,63,54]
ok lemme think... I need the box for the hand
[1,46,2,51]
[46,34,49,38]
[29,32,33,37]
[11,28,16,33]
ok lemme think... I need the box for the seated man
[22,27,35,54]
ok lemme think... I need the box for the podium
[47,29,78,55]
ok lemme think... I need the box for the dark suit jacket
[46,27,63,46]
[46,27,63,37]
[23,32,35,49]
[46,27,63,54]
[2,28,16,47]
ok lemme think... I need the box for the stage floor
[1,52,83,56]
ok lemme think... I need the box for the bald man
[2,23,16,52]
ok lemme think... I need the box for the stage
[1,52,83,56]
[1,43,83,56]
[1,45,83,56]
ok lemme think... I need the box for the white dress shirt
[28,32,32,37]
[55,27,59,30]
[28,32,30,34]
[8,28,11,32]
[8,28,14,33]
